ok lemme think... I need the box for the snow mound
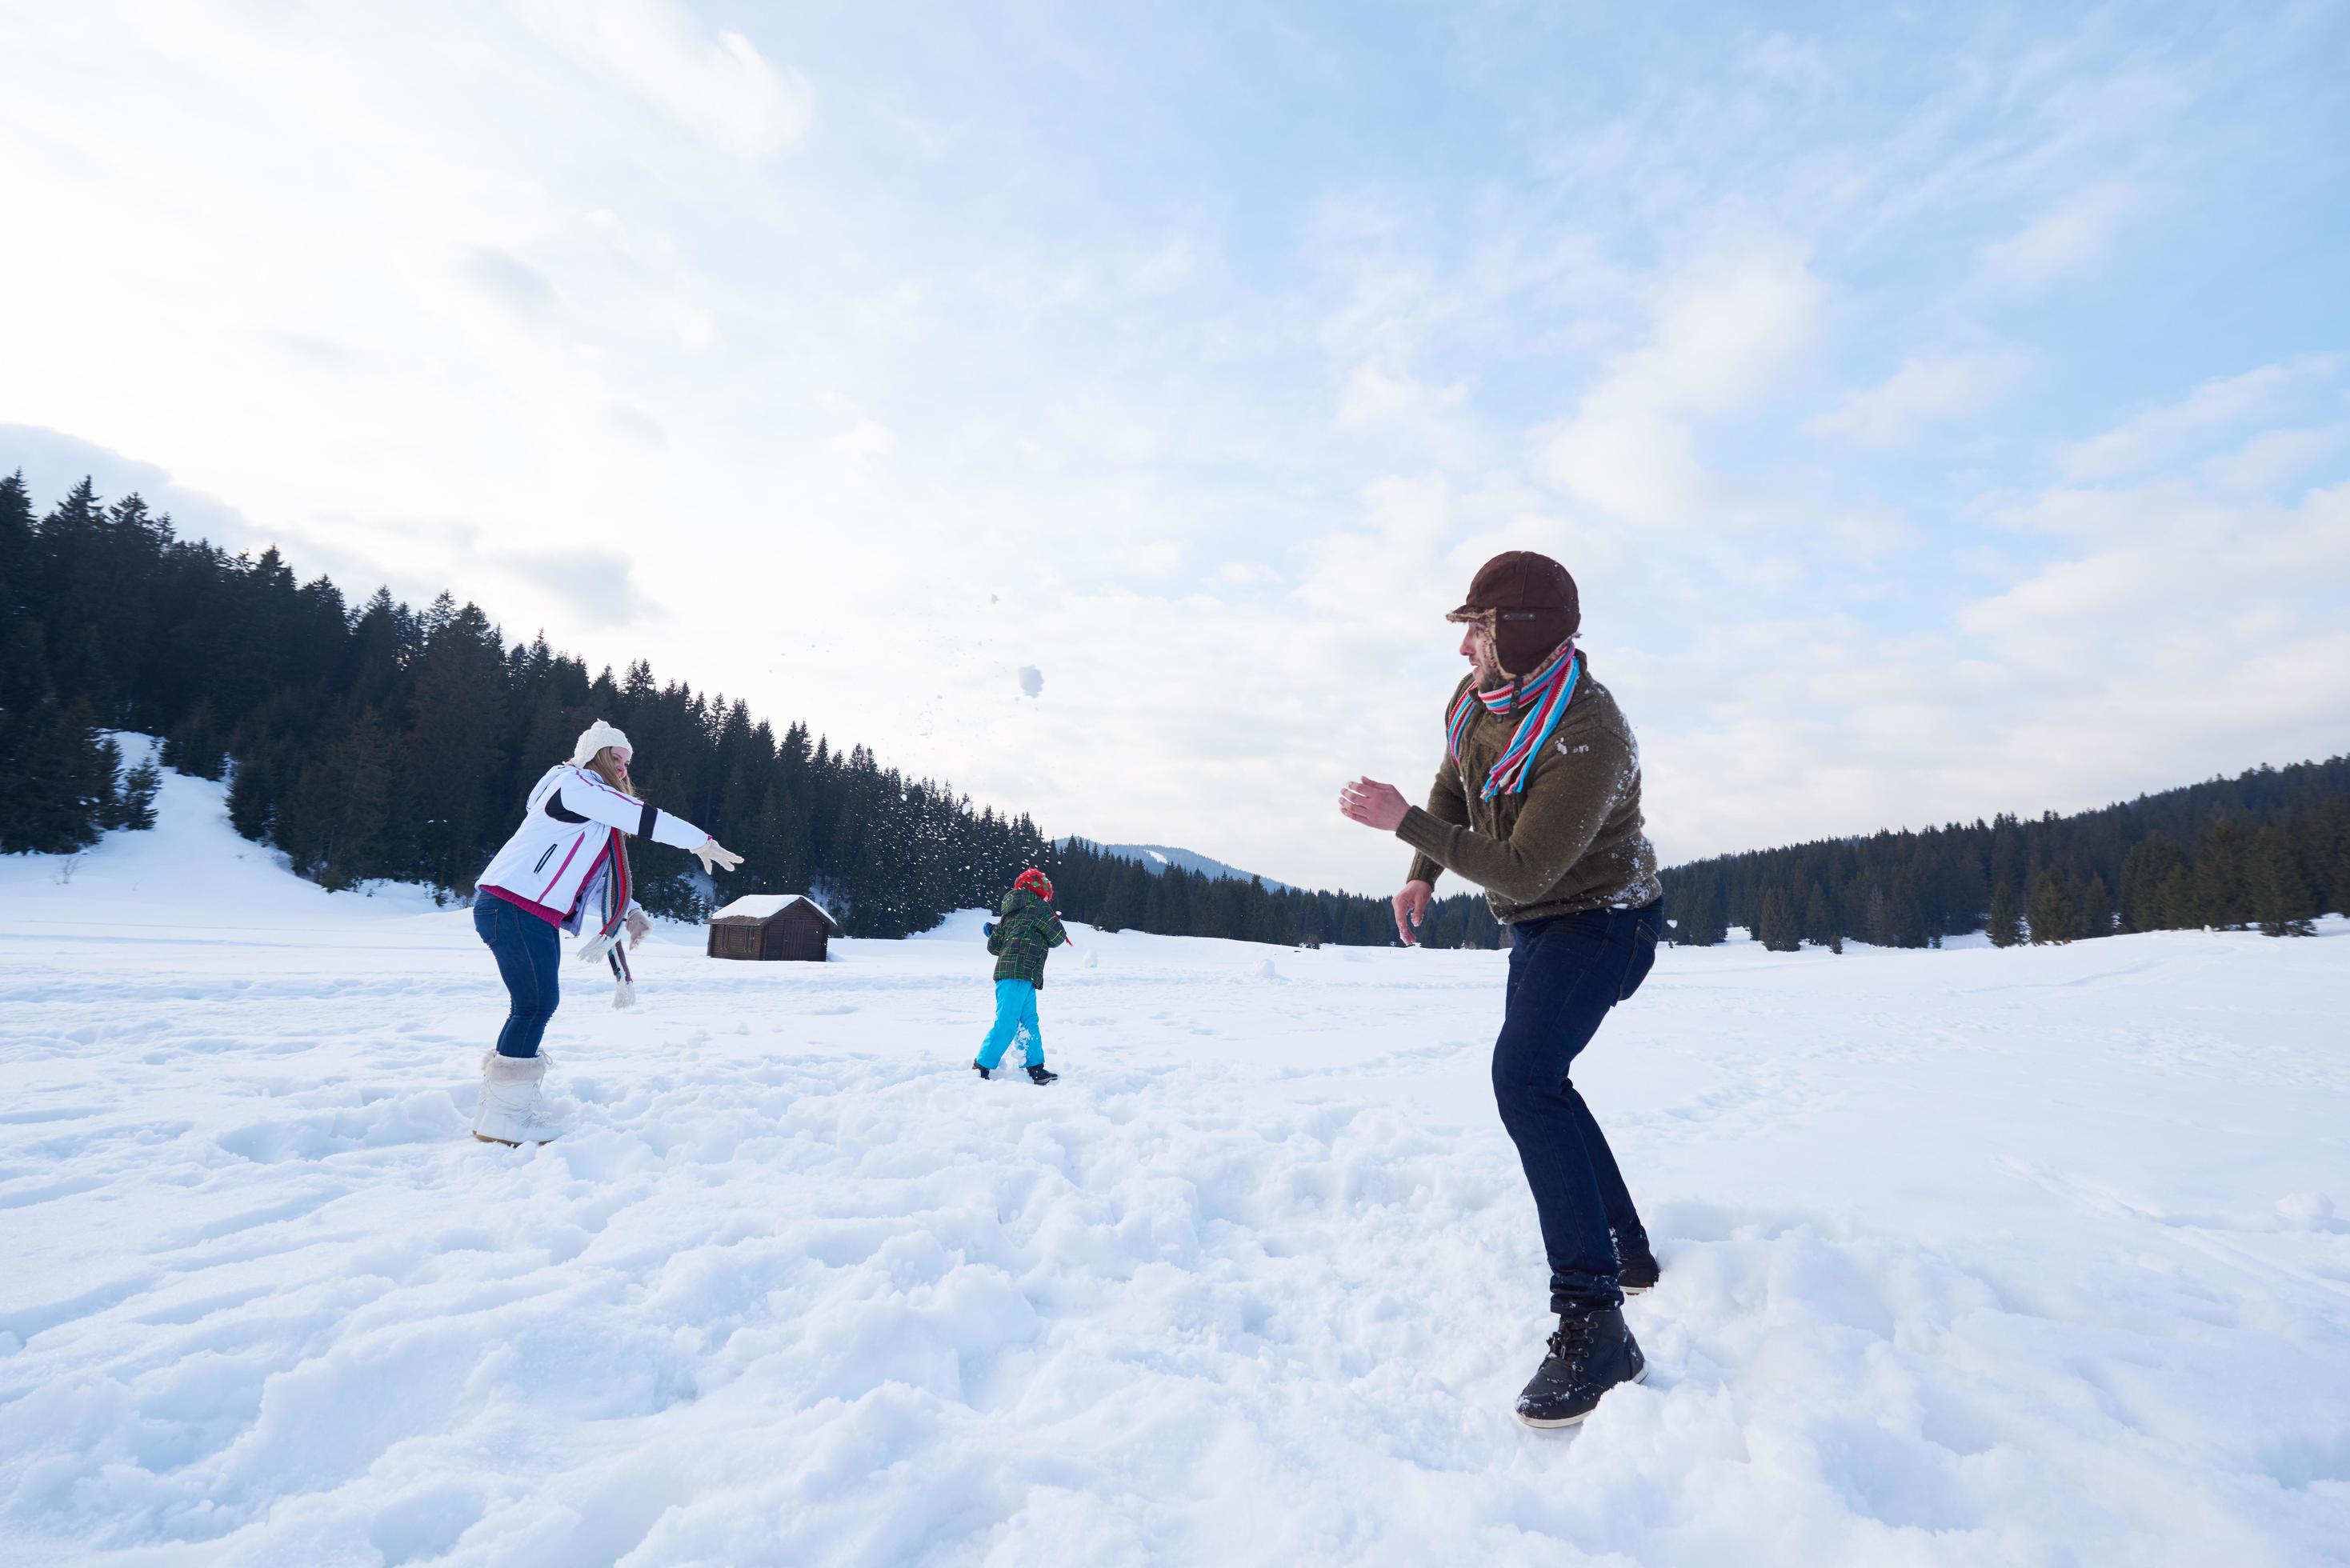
[0,735,446,943]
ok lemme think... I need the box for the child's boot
[1025,1063,1059,1085]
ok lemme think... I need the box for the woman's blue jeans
[1495,901,1663,1314]
[475,894,560,1058]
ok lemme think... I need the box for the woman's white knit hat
[571,720,631,766]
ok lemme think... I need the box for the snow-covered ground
[3,759,2347,1566]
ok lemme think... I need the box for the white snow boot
[473,1051,561,1146]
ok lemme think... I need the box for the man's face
[1459,619,1506,686]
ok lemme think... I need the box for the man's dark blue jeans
[474,893,560,1058]
[1494,900,1664,1315]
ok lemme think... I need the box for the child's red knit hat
[1014,867,1054,900]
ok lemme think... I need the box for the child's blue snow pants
[977,978,1045,1070]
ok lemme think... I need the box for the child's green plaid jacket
[987,886,1068,986]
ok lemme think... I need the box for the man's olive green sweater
[1398,660,1663,925]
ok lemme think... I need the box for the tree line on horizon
[0,469,1502,945]
[1661,755,2349,949]
[8,469,2343,948]
[1045,836,1506,950]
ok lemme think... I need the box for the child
[975,867,1072,1083]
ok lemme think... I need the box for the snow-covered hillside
[1055,838,1288,890]
[2,766,2345,1566]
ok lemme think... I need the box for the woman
[469,720,743,1145]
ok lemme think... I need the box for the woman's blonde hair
[585,746,639,798]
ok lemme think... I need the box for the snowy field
[3,759,2348,1567]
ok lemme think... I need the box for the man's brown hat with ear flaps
[1447,551,1579,677]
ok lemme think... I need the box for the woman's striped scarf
[1447,642,1583,800]
[575,830,637,1006]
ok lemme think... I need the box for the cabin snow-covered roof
[707,894,842,933]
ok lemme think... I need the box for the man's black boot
[1025,1062,1059,1085]
[1515,1305,1646,1429]
[973,1060,993,1080]
[1615,1233,1660,1295]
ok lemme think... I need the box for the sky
[4,0,2348,894]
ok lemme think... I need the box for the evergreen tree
[2027,870,2077,945]
[107,756,161,831]
[1670,880,1725,946]
[1986,882,2022,947]
[0,469,34,637]
[2078,874,2113,940]
[2308,798,2350,916]
[226,750,279,842]
[1801,884,1833,947]
[161,700,228,780]
[2248,826,2317,937]
[1757,887,1801,952]
[1,622,131,853]
[2192,819,2249,929]
[2155,865,2199,930]
[2,621,51,714]
[1861,883,1894,947]
[2117,839,2187,931]
[1,694,120,854]
[405,600,506,890]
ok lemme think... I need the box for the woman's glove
[694,838,743,875]
[626,909,653,948]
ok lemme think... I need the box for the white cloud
[1295,474,1457,617]
[1960,480,2350,666]
[459,246,558,316]
[1535,413,1708,527]
[1981,183,2136,288]
[1533,251,1824,525]
[2060,358,2335,479]
[1808,347,2030,448]
[2201,425,2347,493]
[828,419,895,466]
[1617,256,1826,414]
[1336,361,1467,430]
[510,0,811,161]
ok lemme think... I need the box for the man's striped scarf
[1447,642,1583,800]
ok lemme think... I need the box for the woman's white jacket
[476,764,707,926]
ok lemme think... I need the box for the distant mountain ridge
[1053,838,1290,891]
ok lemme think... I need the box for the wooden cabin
[705,894,843,962]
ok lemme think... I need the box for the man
[1339,550,1666,1429]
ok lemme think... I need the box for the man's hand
[694,838,743,875]
[1391,879,1434,946]
[625,909,653,949]
[1339,777,1410,834]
